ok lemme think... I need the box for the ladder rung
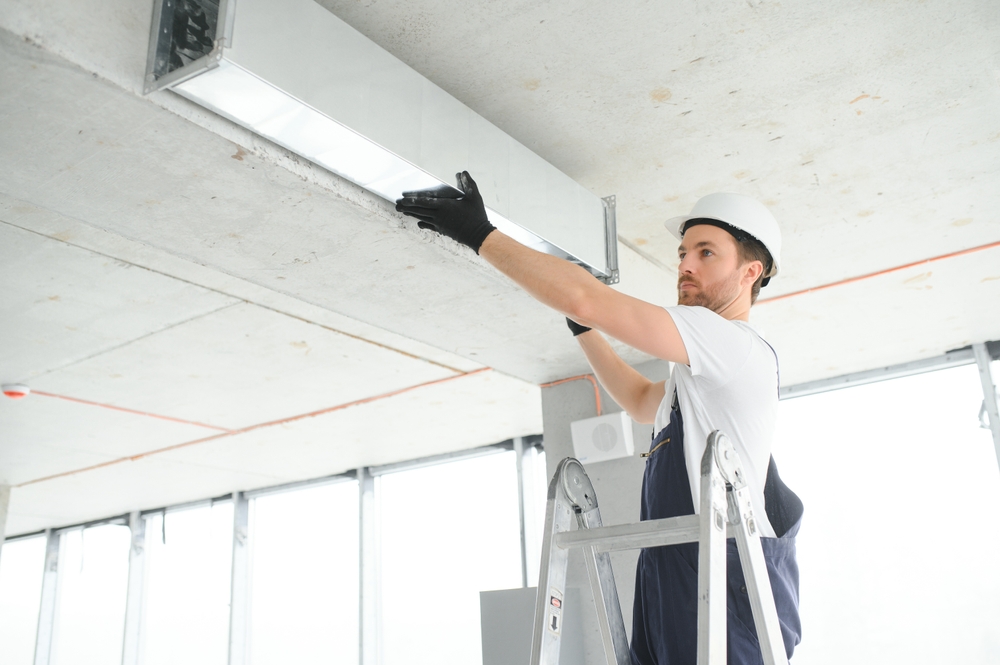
[554,515,702,552]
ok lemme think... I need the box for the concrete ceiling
[1,0,998,536]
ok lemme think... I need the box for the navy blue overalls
[630,390,804,665]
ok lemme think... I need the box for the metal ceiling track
[778,341,1000,400]
[144,0,619,284]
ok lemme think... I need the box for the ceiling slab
[1,0,998,537]
[5,456,282,536]
[32,302,460,429]
[153,369,541,480]
[0,26,658,385]
[314,0,1000,293]
[1,3,995,388]
[757,101,1000,295]
[0,192,486,375]
[0,393,212,486]
[0,221,237,382]
[5,369,541,535]
[756,246,1000,384]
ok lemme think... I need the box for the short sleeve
[665,306,755,388]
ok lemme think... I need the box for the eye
[678,251,686,260]
[702,249,713,257]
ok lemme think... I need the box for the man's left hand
[395,171,496,254]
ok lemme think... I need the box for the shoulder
[666,307,772,386]
[666,306,759,348]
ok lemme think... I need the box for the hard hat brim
[664,215,689,240]
[663,214,779,279]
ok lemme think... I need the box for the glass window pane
[141,502,234,665]
[773,364,1000,664]
[0,535,47,665]
[248,480,359,665]
[378,451,523,665]
[51,525,130,665]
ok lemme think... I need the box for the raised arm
[396,171,690,366]
[481,231,689,366]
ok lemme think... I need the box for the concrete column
[540,359,668,665]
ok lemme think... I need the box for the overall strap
[755,332,781,397]
[750,330,805,538]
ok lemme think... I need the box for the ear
[741,260,763,288]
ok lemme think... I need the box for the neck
[714,292,753,322]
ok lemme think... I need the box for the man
[396,172,802,665]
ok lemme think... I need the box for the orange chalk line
[758,239,1000,305]
[26,240,996,487]
[32,390,232,432]
[541,374,603,416]
[535,242,1000,414]
[18,368,490,488]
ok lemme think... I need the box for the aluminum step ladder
[530,431,788,665]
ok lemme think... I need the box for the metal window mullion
[779,346,977,400]
[514,437,529,589]
[973,343,1000,471]
[228,492,250,665]
[243,471,356,501]
[368,443,510,477]
[0,484,10,555]
[358,467,377,665]
[34,529,60,665]
[120,512,147,665]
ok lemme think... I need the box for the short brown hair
[682,219,773,304]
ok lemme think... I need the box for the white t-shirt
[653,306,778,538]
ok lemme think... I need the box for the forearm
[478,227,690,367]
[479,231,600,321]
[576,330,665,424]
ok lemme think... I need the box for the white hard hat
[665,193,782,281]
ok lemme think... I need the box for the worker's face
[676,224,746,312]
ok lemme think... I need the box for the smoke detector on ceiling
[2,384,30,400]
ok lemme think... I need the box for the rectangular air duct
[144,0,618,283]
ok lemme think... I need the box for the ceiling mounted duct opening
[144,0,618,283]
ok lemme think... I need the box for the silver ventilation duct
[144,0,619,283]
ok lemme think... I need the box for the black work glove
[566,317,592,336]
[395,171,496,254]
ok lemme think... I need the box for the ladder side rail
[578,508,631,665]
[531,463,576,665]
[697,433,729,665]
[728,485,789,665]
[713,432,789,665]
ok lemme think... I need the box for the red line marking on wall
[27,240,997,488]
[32,391,232,432]
[18,369,489,488]
[758,239,1000,305]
